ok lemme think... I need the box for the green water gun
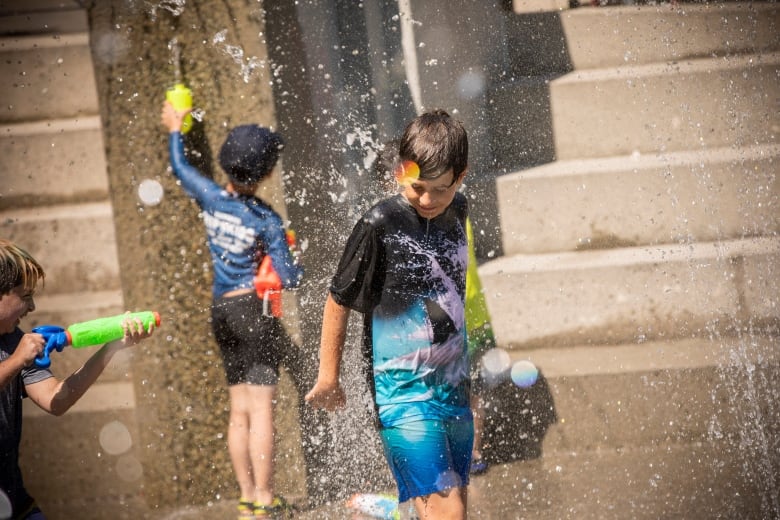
[165,38,193,133]
[32,311,160,368]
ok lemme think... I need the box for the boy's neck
[226,182,258,196]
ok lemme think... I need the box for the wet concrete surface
[141,438,776,520]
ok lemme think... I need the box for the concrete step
[0,0,83,15]
[549,51,780,160]
[0,202,122,295]
[559,3,780,70]
[0,4,86,35]
[0,117,109,210]
[483,335,779,454]
[496,143,780,255]
[0,32,98,123]
[477,237,780,349]
[20,409,144,513]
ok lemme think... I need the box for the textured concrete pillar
[87,0,309,508]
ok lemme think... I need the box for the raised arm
[305,294,350,411]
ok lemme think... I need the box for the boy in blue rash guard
[161,102,301,519]
[306,110,472,520]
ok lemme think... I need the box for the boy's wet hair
[399,109,468,181]
[218,124,284,185]
[0,239,45,294]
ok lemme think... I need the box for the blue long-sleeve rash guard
[168,131,303,298]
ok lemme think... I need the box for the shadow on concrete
[481,369,557,464]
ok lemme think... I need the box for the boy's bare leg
[228,384,276,504]
[413,487,468,520]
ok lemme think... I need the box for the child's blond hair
[0,239,45,294]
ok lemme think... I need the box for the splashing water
[148,0,186,20]
[712,333,780,518]
[212,30,267,83]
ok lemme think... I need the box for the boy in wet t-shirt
[306,109,472,520]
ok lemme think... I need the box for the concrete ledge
[549,52,780,159]
[513,0,568,14]
[478,237,780,348]
[0,9,87,36]
[483,336,779,452]
[0,202,121,295]
[0,0,83,15]
[0,117,109,209]
[0,36,98,122]
[20,288,125,332]
[20,408,144,511]
[22,381,136,417]
[559,3,780,69]
[509,336,779,379]
[496,143,780,255]
[542,358,779,452]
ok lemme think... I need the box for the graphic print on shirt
[202,210,257,255]
[372,222,468,411]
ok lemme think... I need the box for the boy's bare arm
[25,316,154,416]
[305,294,349,411]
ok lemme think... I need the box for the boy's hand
[160,100,189,133]
[14,333,46,367]
[305,380,346,411]
[120,316,155,347]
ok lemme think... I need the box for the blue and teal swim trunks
[379,417,474,503]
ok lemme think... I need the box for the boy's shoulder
[241,195,283,221]
[360,192,467,229]
[361,194,407,226]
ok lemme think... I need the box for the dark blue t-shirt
[1,328,53,515]
[330,193,471,427]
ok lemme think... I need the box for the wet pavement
[145,437,776,520]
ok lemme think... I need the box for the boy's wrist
[316,373,340,387]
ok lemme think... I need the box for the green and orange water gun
[33,311,161,368]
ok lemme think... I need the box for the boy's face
[402,168,465,220]
[0,285,35,335]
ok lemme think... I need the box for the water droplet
[99,420,133,455]
[138,179,164,206]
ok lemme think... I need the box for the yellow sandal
[253,496,294,518]
[237,498,255,520]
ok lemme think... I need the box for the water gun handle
[31,326,68,369]
[254,256,283,317]
[166,83,193,134]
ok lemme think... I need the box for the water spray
[166,38,193,134]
